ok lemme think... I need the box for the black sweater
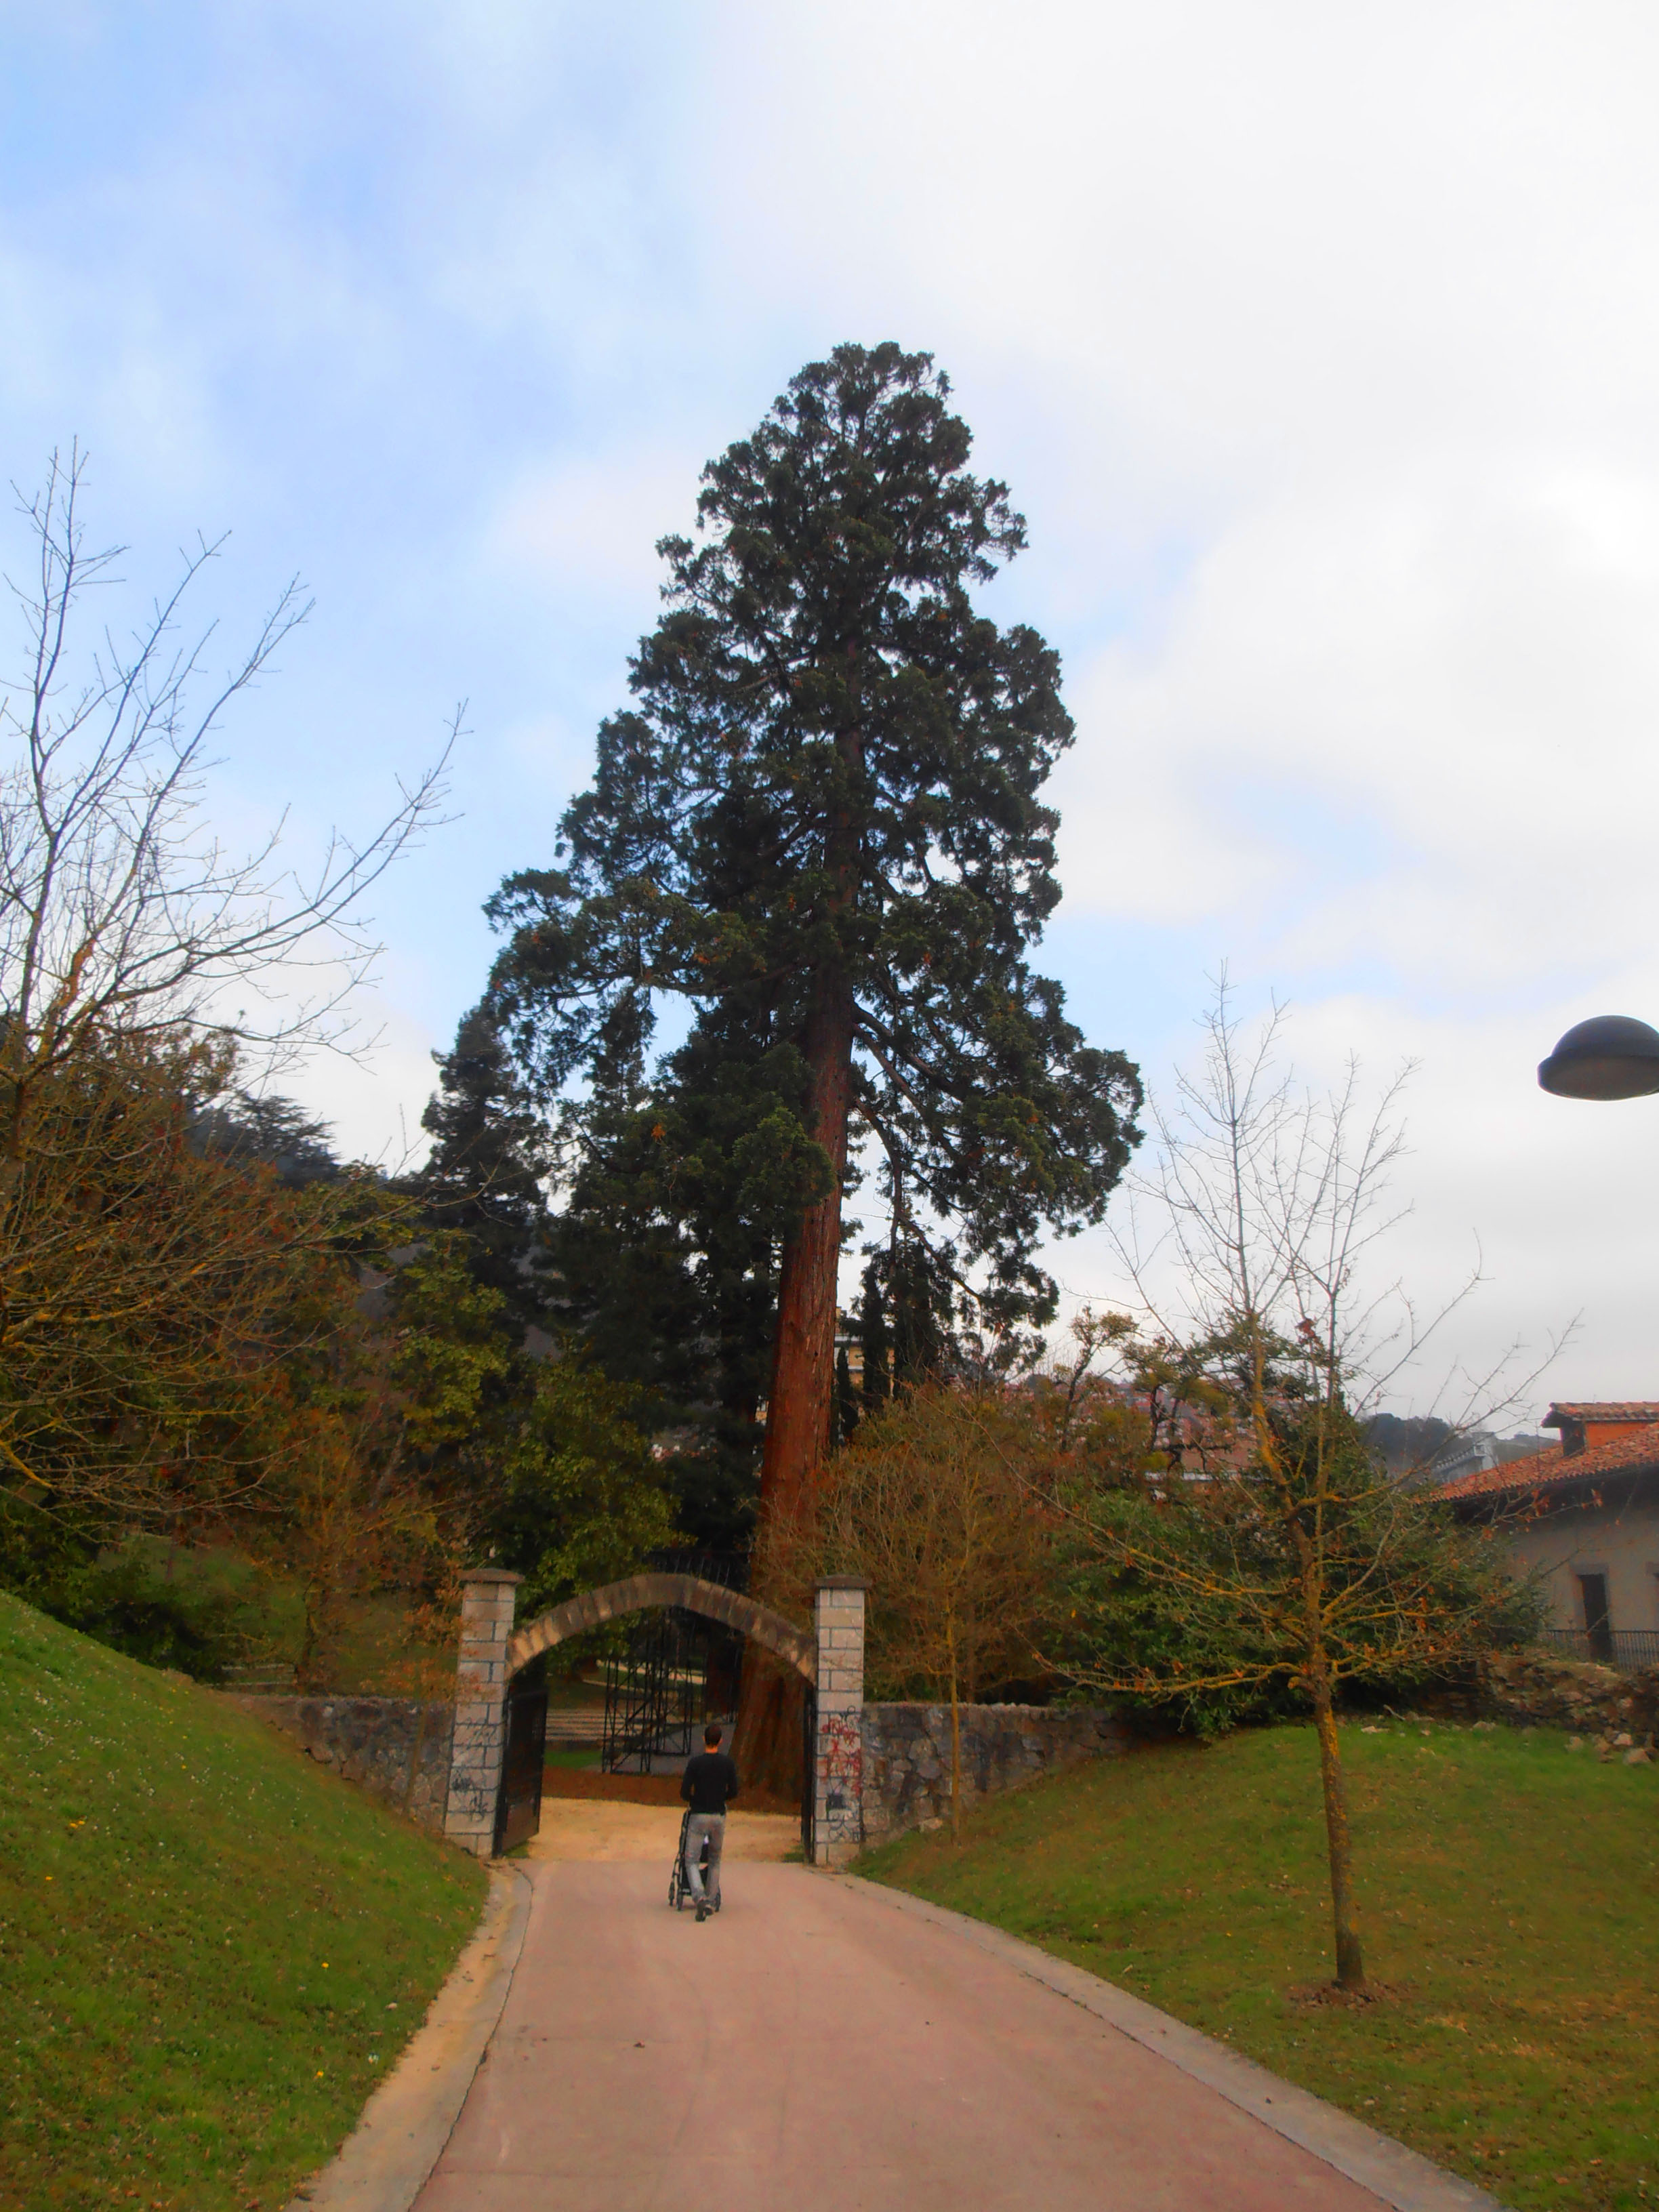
[680,1750,740,1816]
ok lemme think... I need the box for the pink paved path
[413,1862,1392,2211]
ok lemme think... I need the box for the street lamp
[1538,1015,1659,1101]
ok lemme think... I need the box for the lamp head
[1538,1014,1659,1100]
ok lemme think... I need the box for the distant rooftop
[1542,1402,1659,1425]
[1439,1420,1659,1503]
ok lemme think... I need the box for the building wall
[1574,1419,1654,1452]
[1504,1494,1659,1636]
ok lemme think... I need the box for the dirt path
[527,1799,798,1866]
[411,1859,1424,2211]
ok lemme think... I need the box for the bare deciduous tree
[0,449,452,1520]
[1054,980,1547,1993]
[811,1385,1055,1841]
[1,447,453,1174]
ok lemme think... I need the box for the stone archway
[442,1568,867,1866]
[508,1572,815,1683]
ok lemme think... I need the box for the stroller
[668,1807,723,1912]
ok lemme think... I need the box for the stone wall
[226,1695,455,1832]
[861,1702,1130,1844]
[1479,1651,1659,1736]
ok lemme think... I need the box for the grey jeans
[683,1811,725,1902]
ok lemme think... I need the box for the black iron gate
[800,1680,817,1861]
[600,1552,747,1777]
[493,1654,548,1855]
[601,1608,745,1774]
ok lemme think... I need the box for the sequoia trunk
[739,691,862,1798]
[759,962,855,1519]
[735,960,856,1795]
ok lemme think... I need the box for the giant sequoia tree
[487,344,1141,1547]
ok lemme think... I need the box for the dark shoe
[695,1900,709,1923]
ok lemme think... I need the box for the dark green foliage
[478,342,1140,1527]
[857,1260,892,1412]
[190,1091,342,1187]
[1050,1489,1294,1736]
[416,1008,555,1330]
[536,992,826,1544]
[834,1345,859,1446]
[867,1236,958,1387]
[1363,1410,1454,1477]
[485,1360,682,1617]
[0,1486,98,1614]
[382,1239,680,1610]
[26,1538,255,1682]
[1054,1397,1543,1729]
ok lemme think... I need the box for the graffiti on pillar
[817,1708,864,1849]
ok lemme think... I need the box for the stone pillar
[811,1576,869,1868]
[443,1568,521,1858]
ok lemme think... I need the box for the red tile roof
[1440,1427,1659,1502]
[1544,1401,1659,1424]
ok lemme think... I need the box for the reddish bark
[758,962,855,1519]
[731,1659,805,1803]
[735,962,855,1798]
[736,710,863,1800]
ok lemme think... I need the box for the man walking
[680,1721,739,1923]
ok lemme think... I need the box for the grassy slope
[0,1594,487,2212]
[861,1719,1659,2212]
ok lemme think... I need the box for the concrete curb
[842,1877,1509,2212]
[287,1862,533,2211]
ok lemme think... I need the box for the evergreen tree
[191,1092,341,1186]
[834,1343,859,1446]
[417,1008,554,1329]
[485,343,1142,1550]
[531,983,829,1547]
[857,1260,891,1414]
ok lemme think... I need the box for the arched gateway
[441,1567,867,1869]
[510,1571,816,1681]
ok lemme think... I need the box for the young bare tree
[1054,982,1538,1992]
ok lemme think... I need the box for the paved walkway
[411,1826,1403,2212]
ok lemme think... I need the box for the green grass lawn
[0,1593,487,2212]
[860,1719,1659,2212]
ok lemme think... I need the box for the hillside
[0,1594,486,2212]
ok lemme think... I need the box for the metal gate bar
[493,1655,548,1853]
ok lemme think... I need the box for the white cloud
[487,451,698,600]
[12,0,1659,1410]
[1057,456,1659,978]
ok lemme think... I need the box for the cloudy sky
[5,1,1659,1418]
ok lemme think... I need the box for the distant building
[1428,1430,1549,1483]
[1440,1401,1659,1668]
[1431,1431,1500,1482]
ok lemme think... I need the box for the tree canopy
[480,342,1142,1542]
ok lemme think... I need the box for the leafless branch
[1,447,455,1164]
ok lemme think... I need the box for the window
[1578,1571,1612,1662]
